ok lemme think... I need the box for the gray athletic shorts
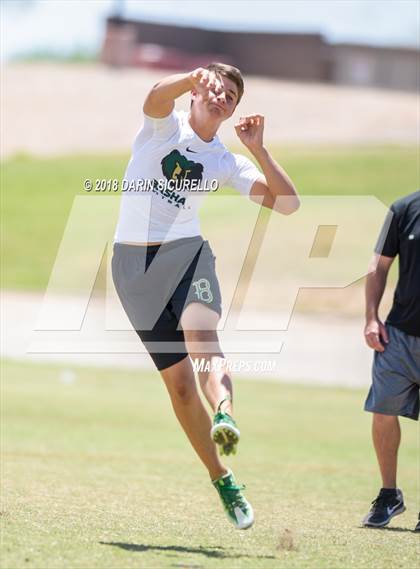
[364,325,420,421]
[111,235,222,371]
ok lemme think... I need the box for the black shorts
[111,236,222,371]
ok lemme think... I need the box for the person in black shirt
[362,191,420,530]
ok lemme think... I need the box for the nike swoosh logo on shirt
[186,146,198,153]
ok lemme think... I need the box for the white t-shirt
[114,109,263,243]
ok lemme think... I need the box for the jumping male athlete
[112,63,300,530]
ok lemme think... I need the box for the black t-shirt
[375,191,420,337]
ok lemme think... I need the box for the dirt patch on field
[2,63,418,158]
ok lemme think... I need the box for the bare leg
[198,354,233,415]
[160,356,227,480]
[372,413,401,488]
[180,303,233,415]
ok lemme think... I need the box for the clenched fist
[364,318,389,352]
[235,114,264,152]
[189,68,223,103]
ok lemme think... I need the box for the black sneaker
[414,513,420,532]
[362,488,405,528]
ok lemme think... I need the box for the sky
[1,0,419,61]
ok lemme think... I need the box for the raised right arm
[143,68,221,118]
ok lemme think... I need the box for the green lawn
[1,359,419,569]
[2,146,418,291]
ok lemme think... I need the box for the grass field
[2,146,418,293]
[1,359,419,569]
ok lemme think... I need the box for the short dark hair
[205,62,244,104]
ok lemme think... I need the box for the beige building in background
[332,44,419,92]
[101,16,419,92]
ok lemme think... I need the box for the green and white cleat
[211,399,240,456]
[212,470,254,530]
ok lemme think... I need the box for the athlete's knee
[168,377,197,404]
[183,329,221,357]
[184,328,216,343]
[173,383,195,403]
[373,412,399,423]
[372,413,400,435]
[160,358,197,404]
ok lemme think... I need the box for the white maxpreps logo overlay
[31,195,393,357]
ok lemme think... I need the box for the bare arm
[143,68,222,118]
[235,114,299,215]
[250,148,299,214]
[364,253,395,352]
